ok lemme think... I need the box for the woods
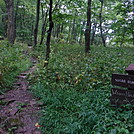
[0,0,133,48]
[0,0,134,133]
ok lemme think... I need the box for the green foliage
[0,41,31,92]
[30,44,134,133]
[110,1,134,46]
[0,0,6,36]
[31,44,134,91]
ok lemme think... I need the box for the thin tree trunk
[56,23,61,38]
[40,7,48,45]
[71,17,76,42]
[120,27,126,46]
[91,22,97,45]
[22,4,25,42]
[2,13,7,37]
[34,0,40,47]
[67,21,71,43]
[99,0,106,47]
[45,0,54,64]
[79,21,85,45]
[85,0,92,53]
[52,23,56,37]
[4,0,15,44]
[60,23,64,33]
[131,20,134,46]
[14,0,19,39]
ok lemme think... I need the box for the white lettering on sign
[114,79,134,85]
[112,89,125,96]
[127,80,134,84]
[112,89,134,98]
[115,79,126,83]
[127,91,134,98]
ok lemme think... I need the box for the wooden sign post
[110,64,134,109]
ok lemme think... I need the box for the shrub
[0,41,31,93]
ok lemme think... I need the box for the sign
[112,73,134,89]
[110,88,134,108]
[110,96,134,108]
[111,88,134,98]
[111,65,134,109]
[125,64,134,75]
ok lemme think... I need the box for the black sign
[110,88,134,108]
[112,74,134,89]
[111,88,134,98]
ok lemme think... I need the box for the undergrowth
[0,41,31,93]
[30,44,134,134]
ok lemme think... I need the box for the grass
[0,40,31,93]
[29,44,134,133]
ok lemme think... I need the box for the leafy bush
[0,41,31,93]
[30,44,134,133]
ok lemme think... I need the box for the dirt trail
[0,57,41,133]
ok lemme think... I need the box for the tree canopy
[0,0,133,47]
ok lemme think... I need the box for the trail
[0,53,41,134]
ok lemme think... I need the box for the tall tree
[14,0,19,40]
[99,0,106,47]
[34,0,40,47]
[85,0,92,53]
[91,21,97,45]
[4,0,15,44]
[44,0,54,65]
[40,7,48,45]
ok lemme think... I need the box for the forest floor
[0,52,41,134]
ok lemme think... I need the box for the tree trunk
[34,0,40,47]
[91,22,97,45]
[67,20,71,43]
[99,0,106,47]
[22,4,25,42]
[40,6,48,45]
[85,0,92,53]
[4,0,15,44]
[120,27,126,46]
[44,0,54,65]
[71,17,76,43]
[79,21,85,45]
[131,20,134,46]
[56,23,61,38]
[60,23,64,33]
[2,13,7,37]
[14,0,19,39]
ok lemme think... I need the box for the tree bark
[56,23,61,38]
[99,0,106,47]
[85,0,92,53]
[45,0,54,64]
[71,17,76,43]
[91,22,97,45]
[79,21,85,45]
[67,20,71,43]
[60,23,64,33]
[4,0,15,44]
[14,0,19,39]
[40,6,48,45]
[34,0,40,47]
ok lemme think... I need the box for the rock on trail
[0,66,41,134]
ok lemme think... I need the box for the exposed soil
[0,57,41,134]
